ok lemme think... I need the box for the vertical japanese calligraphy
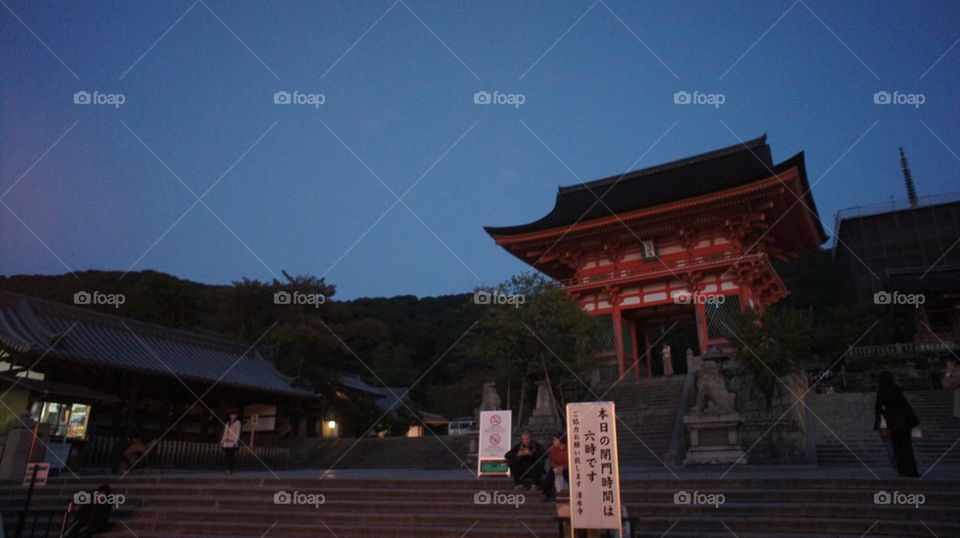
[565,402,622,529]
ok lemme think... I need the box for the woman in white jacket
[220,412,242,474]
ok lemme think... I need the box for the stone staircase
[0,475,554,537]
[600,376,687,467]
[3,473,958,537]
[621,476,960,537]
[290,435,474,470]
[810,390,960,467]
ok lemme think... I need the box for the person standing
[943,357,960,420]
[873,371,920,477]
[220,412,242,474]
[661,343,674,377]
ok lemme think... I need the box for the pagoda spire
[899,147,919,207]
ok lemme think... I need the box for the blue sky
[1,1,958,299]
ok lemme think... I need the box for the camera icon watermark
[673,90,725,108]
[73,90,126,108]
[873,290,925,308]
[473,290,525,308]
[672,292,726,306]
[474,490,524,508]
[274,290,326,308]
[473,90,526,108]
[874,490,925,508]
[673,490,725,508]
[74,290,126,309]
[74,490,125,508]
[274,490,325,507]
[274,90,325,108]
[873,90,924,108]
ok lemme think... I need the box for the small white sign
[566,401,622,530]
[477,410,512,476]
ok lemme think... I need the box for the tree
[464,273,603,422]
[727,306,814,410]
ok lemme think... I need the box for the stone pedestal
[0,413,35,481]
[526,380,560,438]
[682,413,745,465]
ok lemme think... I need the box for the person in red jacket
[541,433,568,501]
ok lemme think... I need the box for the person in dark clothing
[65,484,113,537]
[873,371,921,477]
[504,430,545,490]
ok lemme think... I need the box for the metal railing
[81,435,290,471]
[847,341,960,358]
[835,191,960,222]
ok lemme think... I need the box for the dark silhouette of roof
[0,289,312,398]
[486,135,825,240]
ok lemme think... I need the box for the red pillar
[630,319,640,380]
[612,306,625,378]
[695,301,708,356]
[643,328,652,378]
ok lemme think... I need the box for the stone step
[626,515,959,537]
[91,518,555,538]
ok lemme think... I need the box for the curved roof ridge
[0,289,256,356]
[557,134,768,195]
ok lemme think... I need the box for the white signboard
[242,404,276,433]
[477,410,512,476]
[566,402,622,530]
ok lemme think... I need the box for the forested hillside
[0,271,483,423]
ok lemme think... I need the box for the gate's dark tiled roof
[485,135,823,239]
[0,290,312,398]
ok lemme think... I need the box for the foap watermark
[274,290,326,308]
[74,490,125,508]
[674,490,725,508]
[673,90,725,108]
[74,290,125,309]
[274,90,325,108]
[874,490,925,508]
[873,90,925,108]
[473,290,525,308]
[474,490,525,508]
[274,490,325,508]
[74,90,126,108]
[673,292,726,306]
[473,90,526,108]
[873,290,925,308]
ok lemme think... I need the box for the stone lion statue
[691,360,736,415]
[479,382,502,411]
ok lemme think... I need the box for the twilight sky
[1,1,958,299]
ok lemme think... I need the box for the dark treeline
[0,270,482,424]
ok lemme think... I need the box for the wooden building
[486,135,826,378]
[835,192,960,343]
[0,289,315,469]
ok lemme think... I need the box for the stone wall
[725,363,809,465]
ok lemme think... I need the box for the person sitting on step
[65,483,113,538]
[541,432,568,501]
[504,430,545,490]
[118,437,147,474]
